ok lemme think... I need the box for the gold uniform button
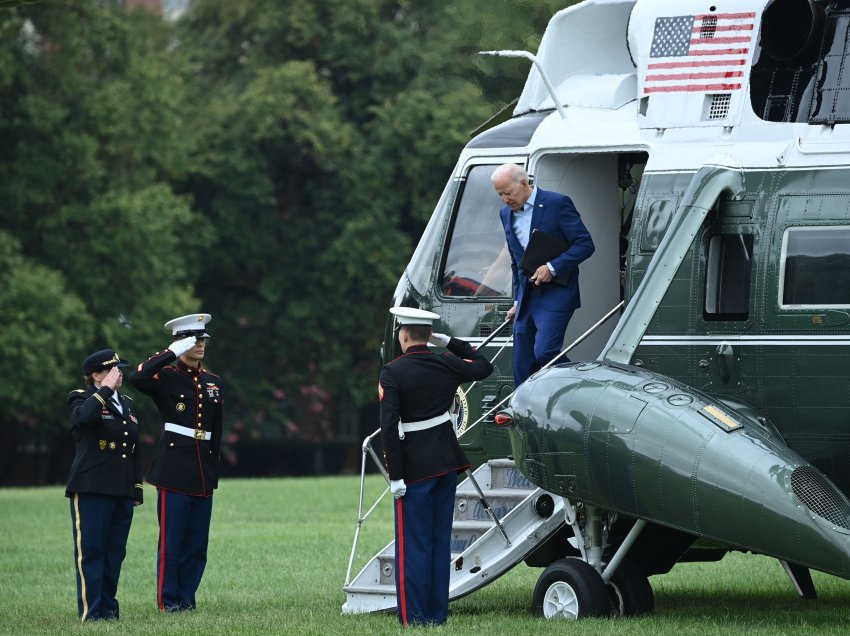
[169,442,175,447]
[124,431,129,436]
[123,420,128,425]
[121,454,126,459]
[122,443,127,447]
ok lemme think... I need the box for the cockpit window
[440,165,511,298]
[406,178,458,295]
[780,226,850,307]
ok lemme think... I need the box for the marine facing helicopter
[347,0,850,619]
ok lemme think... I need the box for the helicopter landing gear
[605,555,654,616]
[533,557,609,619]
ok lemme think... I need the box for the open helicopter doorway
[532,151,646,361]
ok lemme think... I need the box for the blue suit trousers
[513,287,575,385]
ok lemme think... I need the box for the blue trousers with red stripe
[156,488,213,611]
[69,493,133,621]
[393,472,457,626]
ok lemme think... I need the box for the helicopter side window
[440,165,512,298]
[781,227,850,307]
[705,233,754,320]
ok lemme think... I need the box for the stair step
[343,583,395,595]
[455,487,534,498]
[488,461,534,490]
[373,553,469,563]
[452,520,494,532]
[486,458,518,468]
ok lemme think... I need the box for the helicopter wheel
[533,557,609,619]
[606,556,655,616]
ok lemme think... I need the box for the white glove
[168,336,197,357]
[428,332,451,347]
[390,479,407,499]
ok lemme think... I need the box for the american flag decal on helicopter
[644,12,756,94]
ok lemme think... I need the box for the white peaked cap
[389,307,440,326]
[164,313,212,336]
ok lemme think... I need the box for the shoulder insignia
[124,395,133,400]
[71,389,85,393]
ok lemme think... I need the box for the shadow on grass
[448,580,850,631]
[654,587,850,628]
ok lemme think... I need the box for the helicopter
[346,0,850,620]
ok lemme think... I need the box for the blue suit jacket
[499,188,595,316]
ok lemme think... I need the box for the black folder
[519,229,571,286]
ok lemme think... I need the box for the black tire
[532,557,610,619]
[606,556,655,616]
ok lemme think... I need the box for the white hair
[491,163,528,185]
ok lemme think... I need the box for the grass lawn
[1,475,850,634]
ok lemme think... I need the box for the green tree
[175,0,571,442]
[0,232,94,482]
[0,2,206,482]
[0,0,580,480]
[0,2,206,348]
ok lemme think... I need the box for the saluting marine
[379,307,494,626]
[129,313,223,612]
[66,348,143,622]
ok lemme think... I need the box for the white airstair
[342,457,565,614]
[342,311,625,614]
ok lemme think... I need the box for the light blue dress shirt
[511,186,537,249]
[511,187,556,277]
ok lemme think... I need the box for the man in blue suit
[492,163,595,386]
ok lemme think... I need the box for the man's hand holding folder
[519,229,572,286]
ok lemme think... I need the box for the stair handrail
[344,428,389,587]
[458,300,625,440]
[464,468,512,548]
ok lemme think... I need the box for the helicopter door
[535,152,643,360]
[697,199,758,393]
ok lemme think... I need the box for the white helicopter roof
[490,0,850,174]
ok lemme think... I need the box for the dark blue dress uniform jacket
[129,353,223,497]
[379,338,493,483]
[66,386,142,498]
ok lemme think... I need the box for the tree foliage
[0,0,573,480]
[0,2,207,473]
